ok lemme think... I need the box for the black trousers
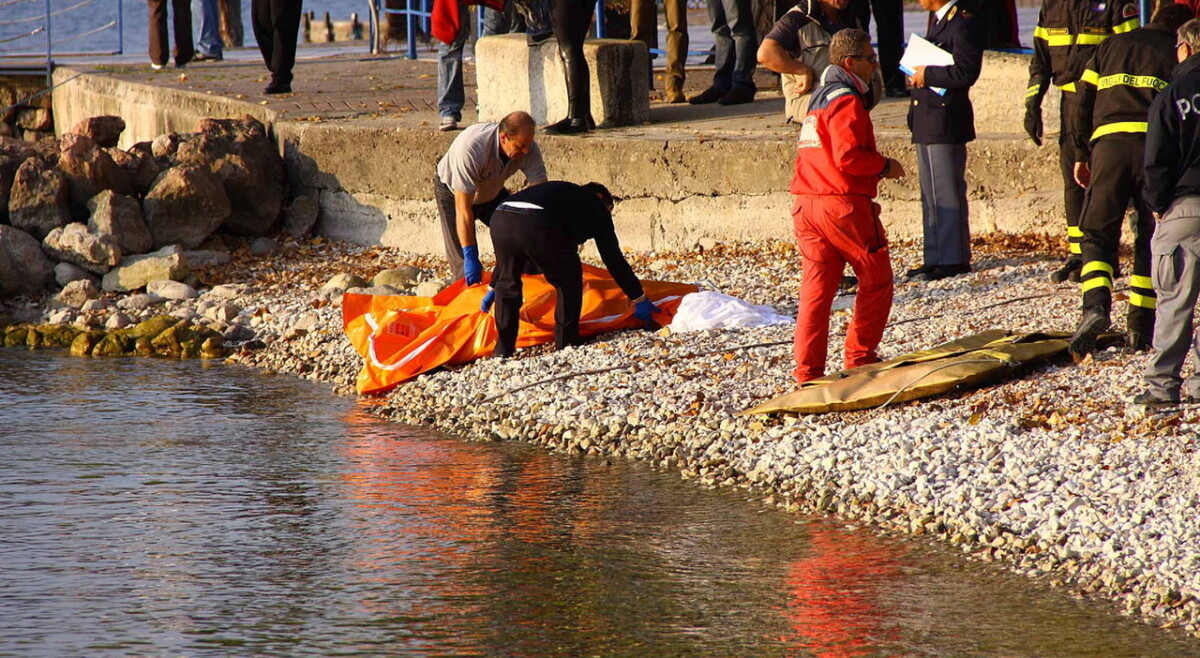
[1078,136,1156,334]
[148,0,194,67]
[490,207,583,357]
[552,0,594,121]
[251,0,303,84]
[852,0,903,91]
[1060,90,1086,260]
[433,176,509,281]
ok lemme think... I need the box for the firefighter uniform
[1025,0,1140,280]
[1069,21,1180,356]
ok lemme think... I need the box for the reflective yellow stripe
[1068,226,1085,238]
[1091,121,1148,140]
[1082,277,1113,292]
[1130,292,1157,309]
[1113,17,1139,34]
[1026,85,1041,98]
[1070,243,1083,254]
[1083,261,1114,276]
[1059,82,1077,93]
[1095,73,1168,91]
[1076,33,1111,45]
[1131,275,1154,290]
[1034,26,1074,46]
[1081,69,1099,85]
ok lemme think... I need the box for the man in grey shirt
[434,111,548,284]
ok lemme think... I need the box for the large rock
[0,225,54,297]
[15,108,52,132]
[54,262,95,287]
[71,116,126,148]
[53,278,100,309]
[8,158,70,240]
[282,194,319,238]
[101,244,189,292]
[88,190,152,256]
[0,154,23,225]
[142,165,231,249]
[105,147,161,198]
[371,266,422,289]
[58,133,134,218]
[42,222,121,274]
[150,132,183,161]
[146,279,198,300]
[175,116,286,237]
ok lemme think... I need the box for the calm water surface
[2,350,1199,656]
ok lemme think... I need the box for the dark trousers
[852,0,903,91]
[251,0,303,85]
[708,0,757,91]
[490,207,583,357]
[219,0,244,47]
[915,142,971,267]
[1078,137,1156,334]
[1060,90,1086,260]
[148,0,194,67]
[433,176,509,281]
[552,0,594,121]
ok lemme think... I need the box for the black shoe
[1069,306,1111,362]
[1124,330,1153,354]
[264,80,292,94]
[689,86,727,105]
[1050,258,1082,283]
[718,85,756,105]
[905,264,935,278]
[1132,390,1179,406]
[543,117,591,135]
[923,264,972,281]
[193,51,223,62]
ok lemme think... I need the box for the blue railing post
[117,0,124,54]
[1139,0,1150,25]
[593,0,604,38]
[44,0,51,66]
[406,0,417,59]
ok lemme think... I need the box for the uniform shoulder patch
[947,6,957,20]
[1122,3,1138,18]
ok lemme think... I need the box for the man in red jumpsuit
[791,27,905,383]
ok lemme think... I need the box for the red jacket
[790,66,889,198]
[1178,0,1200,14]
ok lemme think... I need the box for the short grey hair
[1181,18,1200,51]
[829,28,872,65]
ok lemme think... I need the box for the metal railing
[0,0,125,79]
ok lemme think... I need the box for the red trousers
[793,195,894,383]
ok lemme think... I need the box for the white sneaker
[438,116,458,132]
[150,63,164,70]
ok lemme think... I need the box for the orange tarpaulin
[344,264,698,394]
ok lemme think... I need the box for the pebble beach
[11,231,1200,638]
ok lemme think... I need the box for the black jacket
[1072,24,1177,157]
[1144,55,1200,214]
[908,3,985,145]
[1026,0,1140,101]
[502,181,643,299]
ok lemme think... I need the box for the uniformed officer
[905,0,984,281]
[480,181,659,358]
[1025,0,1140,283]
[1066,3,1194,359]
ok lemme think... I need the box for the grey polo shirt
[435,122,548,204]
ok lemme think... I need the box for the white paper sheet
[900,33,953,96]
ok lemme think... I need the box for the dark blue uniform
[907,2,984,274]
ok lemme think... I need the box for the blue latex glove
[481,288,495,313]
[462,245,483,285]
[633,297,660,329]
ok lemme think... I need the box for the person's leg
[1056,91,1086,279]
[629,0,659,55]
[663,0,688,97]
[926,143,970,267]
[148,0,169,66]
[539,247,584,350]
[490,211,528,358]
[193,0,224,57]
[547,0,593,128]
[915,143,938,267]
[171,0,195,66]
[1128,139,1156,349]
[707,0,733,92]
[482,4,509,36]
[251,0,273,71]
[793,196,846,382]
[1077,139,1129,320]
[218,0,244,47]
[1146,209,1200,399]
[832,198,894,369]
[269,0,303,85]
[723,0,757,90]
[434,176,466,281]
[872,0,904,93]
[437,1,470,121]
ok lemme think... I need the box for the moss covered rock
[92,332,134,357]
[201,335,225,359]
[4,326,27,347]
[69,330,105,356]
[131,315,177,340]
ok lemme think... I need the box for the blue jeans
[707,0,756,91]
[193,0,223,56]
[437,2,471,120]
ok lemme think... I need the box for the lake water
[2,349,1199,655]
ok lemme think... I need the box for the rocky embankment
[3,224,1200,641]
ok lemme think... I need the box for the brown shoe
[664,85,686,103]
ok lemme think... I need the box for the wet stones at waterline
[1,316,225,359]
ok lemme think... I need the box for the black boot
[543,117,591,135]
[1069,306,1111,362]
[1050,258,1082,283]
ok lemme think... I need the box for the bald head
[499,111,535,138]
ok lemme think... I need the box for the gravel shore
[14,232,1200,637]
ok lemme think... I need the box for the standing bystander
[631,0,689,102]
[220,0,244,47]
[1135,18,1200,405]
[849,0,905,97]
[193,0,225,61]
[790,28,904,383]
[147,0,194,69]
[690,0,759,105]
[252,0,303,94]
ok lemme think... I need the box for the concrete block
[477,34,649,128]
